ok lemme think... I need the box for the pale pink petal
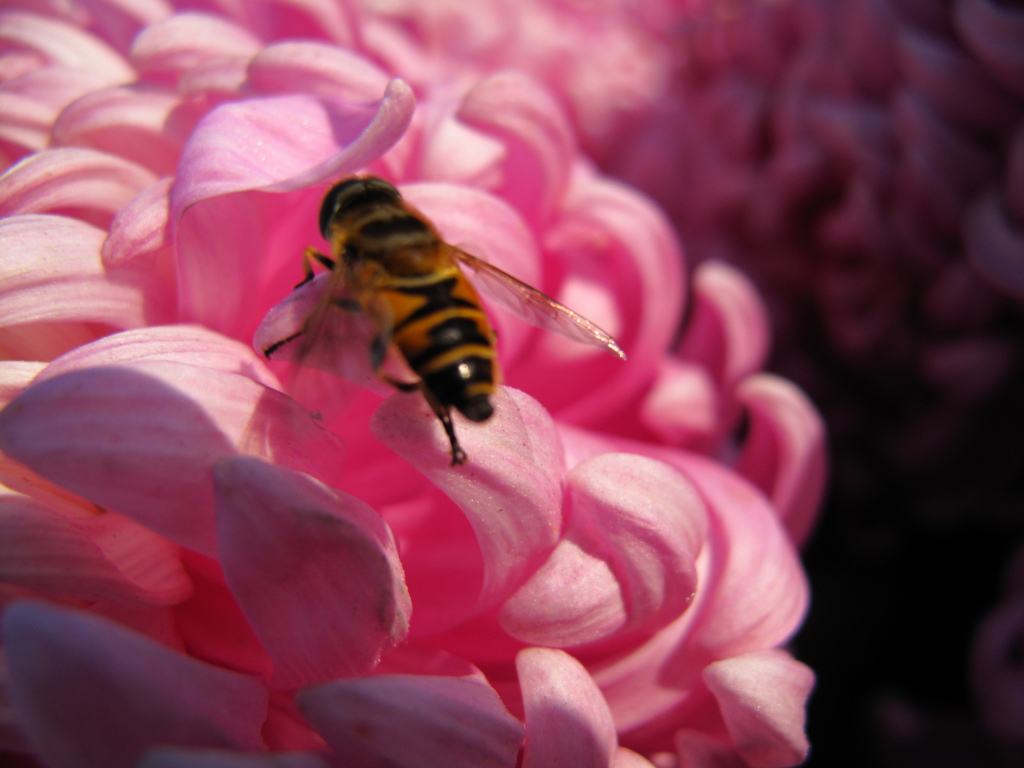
[0,67,113,156]
[0,214,147,331]
[0,11,133,82]
[0,148,156,226]
[0,490,191,606]
[639,359,720,451]
[172,78,414,338]
[614,747,659,768]
[517,647,617,768]
[247,41,390,102]
[214,456,410,689]
[703,650,814,768]
[965,188,1024,301]
[298,674,523,768]
[130,12,260,83]
[0,328,343,554]
[734,375,827,545]
[102,177,173,271]
[409,105,505,187]
[677,261,770,397]
[0,361,43,407]
[237,0,358,46]
[51,86,185,175]
[73,0,173,54]
[954,0,1024,98]
[3,601,268,768]
[674,730,747,768]
[457,71,575,226]
[373,386,563,609]
[403,181,542,360]
[140,749,327,768]
[502,454,705,646]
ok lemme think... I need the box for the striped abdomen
[386,269,497,422]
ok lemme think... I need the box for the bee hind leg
[295,247,337,288]
[418,386,468,466]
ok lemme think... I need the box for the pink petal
[702,650,814,768]
[298,674,523,768]
[139,749,327,768]
[73,0,173,54]
[373,386,563,609]
[0,147,157,226]
[0,11,133,82]
[734,374,827,545]
[639,359,719,450]
[236,0,358,46]
[457,71,575,226]
[0,490,191,606]
[965,188,1024,301]
[102,177,173,270]
[0,67,113,156]
[614,747,659,768]
[51,86,186,176]
[3,601,268,768]
[0,214,147,330]
[0,361,43,407]
[172,78,414,338]
[674,731,747,768]
[0,326,342,555]
[517,647,617,768]
[130,12,260,83]
[501,453,705,646]
[214,456,410,689]
[247,41,390,102]
[677,260,770,398]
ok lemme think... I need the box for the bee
[263,175,625,465]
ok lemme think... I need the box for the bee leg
[295,247,337,288]
[417,387,467,466]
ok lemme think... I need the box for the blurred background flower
[0,2,823,768]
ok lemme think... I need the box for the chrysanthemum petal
[735,375,827,545]
[677,261,770,396]
[3,601,268,768]
[214,456,410,689]
[73,0,173,54]
[954,0,1024,98]
[965,188,1024,300]
[502,454,704,646]
[702,650,814,768]
[0,67,113,157]
[173,78,414,337]
[0,328,342,554]
[0,11,133,82]
[639,359,719,450]
[457,71,575,226]
[674,730,746,768]
[517,647,616,768]
[0,490,190,606]
[130,12,261,82]
[373,387,563,609]
[0,148,156,225]
[139,749,327,768]
[101,177,174,288]
[52,86,185,175]
[298,674,523,768]
[248,41,390,102]
[0,214,147,331]
[0,361,43,407]
[614,747,659,768]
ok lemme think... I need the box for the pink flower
[0,3,824,768]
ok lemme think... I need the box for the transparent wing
[449,246,626,360]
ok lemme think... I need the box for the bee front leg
[295,247,337,289]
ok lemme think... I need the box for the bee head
[318,176,401,239]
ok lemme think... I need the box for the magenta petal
[0,491,191,606]
[298,674,523,768]
[735,375,827,545]
[172,78,414,337]
[702,650,814,768]
[613,747,659,768]
[517,647,617,768]
[139,749,327,768]
[457,71,575,225]
[502,454,705,646]
[0,147,156,223]
[214,456,410,689]
[3,601,268,768]
[0,214,146,330]
[373,386,563,609]
[0,11,133,82]
[0,328,342,554]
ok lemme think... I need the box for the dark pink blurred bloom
[0,2,825,767]
[606,0,1024,506]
